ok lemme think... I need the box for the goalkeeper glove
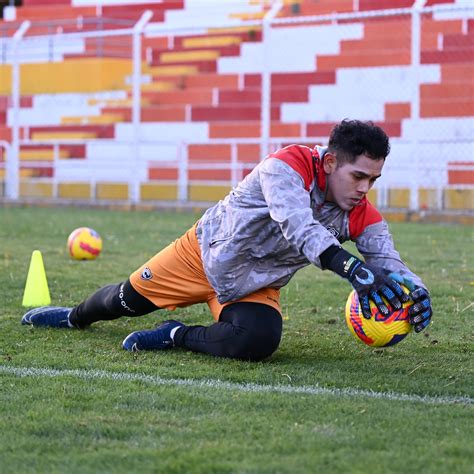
[389,273,433,333]
[320,246,409,319]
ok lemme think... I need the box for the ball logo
[141,267,153,280]
[79,242,101,256]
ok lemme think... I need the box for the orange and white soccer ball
[67,227,102,260]
[345,286,412,347]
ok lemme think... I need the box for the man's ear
[323,153,337,174]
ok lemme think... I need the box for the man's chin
[329,197,359,211]
[345,198,363,211]
[340,201,356,211]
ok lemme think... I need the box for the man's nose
[357,180,370,194]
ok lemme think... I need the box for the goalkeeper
[22,119,433,361]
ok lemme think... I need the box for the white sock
[66,311,74,328]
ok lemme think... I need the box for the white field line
[0,365,472,406]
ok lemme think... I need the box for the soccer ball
[345,287,412,347]
[67,227,102,260]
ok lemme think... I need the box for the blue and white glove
[389,273,433,333]
[347,261,409,319]
[320,246,409,319]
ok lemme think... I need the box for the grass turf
[0,206,473,473]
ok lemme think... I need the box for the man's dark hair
[327,119,390,165]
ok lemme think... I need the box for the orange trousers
[129,224,281,320]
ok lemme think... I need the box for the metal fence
[1,1,473,210]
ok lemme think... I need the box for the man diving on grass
[22,120,433,361]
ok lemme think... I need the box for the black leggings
[69,280,282,361]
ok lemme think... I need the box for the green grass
[0,206,473,474]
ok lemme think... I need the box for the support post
[260,2,282,161]
[131,10,153,203]
[409,1,424,211]
[6,20,30,200]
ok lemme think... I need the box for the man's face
[324,153,384,211]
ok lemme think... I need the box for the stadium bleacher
[0,0,472,209]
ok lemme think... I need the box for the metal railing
[1,1,473,209]
[6,135,471,210]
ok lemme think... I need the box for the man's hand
[320,246,409,319]
[389,273,433,332]
[409,287,432,332]
[348,262,409,319]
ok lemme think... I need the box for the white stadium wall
[1,0,472,209]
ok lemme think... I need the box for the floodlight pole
[131,10,153,204]
[6,20,30,200]
[260,2,282,161]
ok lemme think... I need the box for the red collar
[313,147,327,192]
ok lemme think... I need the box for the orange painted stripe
[210,123,260,139]
[421,83,474,100]
[363,20,411,37]
[185,73,240,89]
[421,100,474,118]
[448,162,474,185]
[280,0,353,16]
[341,38,410,52]
[385,103,411,121]
[148,168,179,180]
[189,169,231,180]
[307,123,336,137]
[0,127,12,141]
[422,18,463,35]
[238,144,260,163]
[17,5,96,19]
[317,51,411,70]
[270,123,301,137]
[142,107,186,122]
[188,144,231,161]
[147,89,213,105]
[142,37,169,50]
[442,64,474,82]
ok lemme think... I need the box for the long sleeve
[259,157,340,267]
[355,220,426,289]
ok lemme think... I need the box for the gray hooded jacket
[196,144,423,304]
